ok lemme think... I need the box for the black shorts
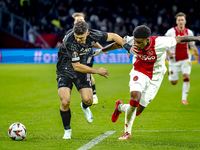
[57,73,92,91]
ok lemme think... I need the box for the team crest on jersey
[147,50,154,56]
[72,52,78,58]
[133,76,138,81]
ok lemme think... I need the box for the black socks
[60,109,71,130]
[92,85,96,95]
[82,100,92,109]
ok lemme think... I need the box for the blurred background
[0,0,200,49]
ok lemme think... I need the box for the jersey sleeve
[165,28,174,37]
[89,29,108,42]
[156,36,177,52]
[100,32,108,42]
[123,36,134,45]
[188,29,195,46]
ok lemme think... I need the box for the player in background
[93,25,200,140]
[165,12,199,105]
[57,21,131,139]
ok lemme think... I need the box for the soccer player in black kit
[56,21,131,139]
[71,12,104,104]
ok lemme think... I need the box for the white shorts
[129,70,164,107]
[168,59,191,81]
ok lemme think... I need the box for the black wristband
[123,43,131,53]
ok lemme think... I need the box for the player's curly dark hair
[73,21,88,35]
[133,25,151,38]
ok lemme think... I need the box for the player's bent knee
[61,100,70,107]
[83,98,93,105]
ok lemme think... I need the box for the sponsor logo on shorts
[133,76,138,81]
[87,73,91,86]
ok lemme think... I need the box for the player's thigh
[57,76,73,102]
[58,87,71,102]
[140,74,164,107]
[168,63,180,81]
[90,74,95,85]
[129,70,149,93]
[181,60,191,75]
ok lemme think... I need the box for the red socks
[129,99,139,107]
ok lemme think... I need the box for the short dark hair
[73,21,88,35]
[133,25,151,38]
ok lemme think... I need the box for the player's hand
[93,49,103,57]
[127,51,130,58]
[130,45,139,55]
[98,67,109,78]
[104,51,108,55]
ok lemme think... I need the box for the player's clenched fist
[98,67,109,78]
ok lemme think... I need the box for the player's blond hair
[175,12,186,19]
[72,12,85,19]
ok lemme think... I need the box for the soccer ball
[8,122,27,140]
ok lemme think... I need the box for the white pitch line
[77,131,116,150]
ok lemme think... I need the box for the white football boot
[93,94,98,104]
[80,102,93,123]
[63,129,72,139]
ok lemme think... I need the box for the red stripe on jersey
[174,26,189,61]
[134,36,158,79]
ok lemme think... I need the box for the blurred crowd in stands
[1,0,200,41]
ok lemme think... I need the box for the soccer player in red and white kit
[93,25,200,140]
[165,12,199,105]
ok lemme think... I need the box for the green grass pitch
[0,64,200,150]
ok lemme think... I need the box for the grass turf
[0,64,200,150]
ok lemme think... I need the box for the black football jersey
[56,29,108,78]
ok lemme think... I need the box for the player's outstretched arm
[106,33,132,52]
[72,62,109,78]
[93,42,122,56]
[94,42,103,49]
[175,36,200,44]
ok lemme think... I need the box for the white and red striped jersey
[165,26,195,61]
[124,36,177,79]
